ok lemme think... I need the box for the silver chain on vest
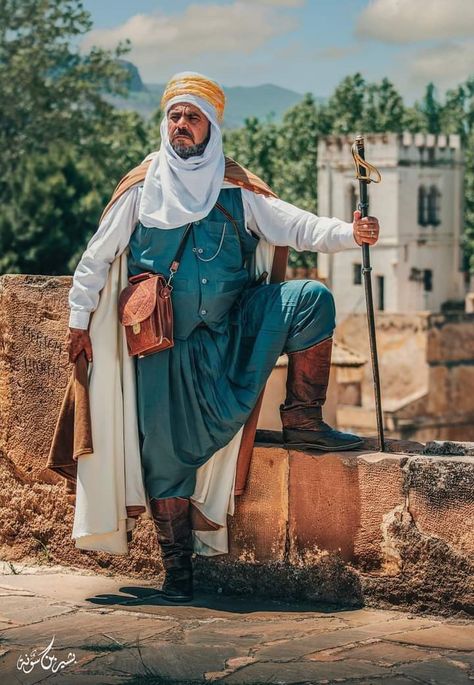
[192,223,227,262]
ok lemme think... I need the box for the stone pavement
[0,563,473,684]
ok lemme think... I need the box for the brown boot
[280,337,362,451]
[150,497,194,602]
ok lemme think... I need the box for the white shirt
[68,184,358,329]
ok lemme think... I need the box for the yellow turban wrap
[161,72,226,124]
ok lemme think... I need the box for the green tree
[403,82,442,133]
[0,0,148,275]
[362,78,405,133]
[326,72,366,134]
[438,79,474,273]
[223,116,279,187]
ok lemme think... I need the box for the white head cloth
[138,93,225,229]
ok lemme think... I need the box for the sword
[351,135,385,452]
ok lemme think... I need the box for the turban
[161,71,226,124]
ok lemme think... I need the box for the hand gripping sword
[351,135,385,452]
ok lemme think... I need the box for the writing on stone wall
[21,325,64,357]
[19,324,66,381]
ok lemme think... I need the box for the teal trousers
[136,279,336,500]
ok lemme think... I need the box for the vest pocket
[216,273,249,293]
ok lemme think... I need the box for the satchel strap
[167,222,193,285]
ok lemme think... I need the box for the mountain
[117,60,147,93]
[108,64,306,128]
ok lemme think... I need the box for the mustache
[173,128,194,141]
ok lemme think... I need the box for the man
[66,72,380,602]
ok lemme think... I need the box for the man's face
[167,103,210,158]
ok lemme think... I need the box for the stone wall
[0,275,473,615]
[336,312,474,442]
[199,441,474,615]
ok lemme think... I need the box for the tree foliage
[0,0,149,274]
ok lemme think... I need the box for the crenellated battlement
[318,132,463,169]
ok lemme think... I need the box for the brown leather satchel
[118,222,193,358]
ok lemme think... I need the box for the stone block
[427,317,474,364]
[427,365,474,416]
[405,457,474,556]
[355,453,406,572]
[288,451,360,562]
[228,446,288,562]
[384,624,474,651]
[0,275,71,483]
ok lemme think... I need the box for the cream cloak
[72,239,274,556]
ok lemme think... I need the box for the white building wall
[317,133,465,315]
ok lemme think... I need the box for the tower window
[424,269,433,292]
[348,184,368,219]
[349,185,358,215]
[427,186,441,225]
[376,275,385,311]
[353,263,362,285]
[418,185,428,226]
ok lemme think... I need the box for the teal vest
[128,188,259,340]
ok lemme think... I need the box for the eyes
[169,113,201,124]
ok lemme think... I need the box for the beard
[171,131,210,159]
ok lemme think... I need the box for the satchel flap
[119,277,160,326]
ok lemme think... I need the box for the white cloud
[357,0,474,43]
[404,41,474,89]
[82,2,299,82]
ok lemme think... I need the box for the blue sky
[81,0,474,102]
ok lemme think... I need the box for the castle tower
[317,133,465,315]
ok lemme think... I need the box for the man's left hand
[353,210,380,246]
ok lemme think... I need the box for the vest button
[201,278,208,284]
[200,309,207,316]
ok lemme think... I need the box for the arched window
[347,184,369,220]
[418,186,428,226]
[350,185,358,214]
[427,186,441,226]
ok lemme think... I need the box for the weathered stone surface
[222,659,388,683]
[0,275,72,484]
[0,568,472,684]
[337,312,474,443]
[385,624,474,651]
[355,453,406,572]
[0,650,98,685]
[227,446,288,562]
[307,640,434,665]
[424,440,474,456]
[405,457,474,555]
[288,451,360,562]
[427,365,474,416]
[0,595,73,627]
[88,643,245,681]
[401,659,473,684]
[427,314,474,364]
[1,607,178,647]
[336,312,430,407]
